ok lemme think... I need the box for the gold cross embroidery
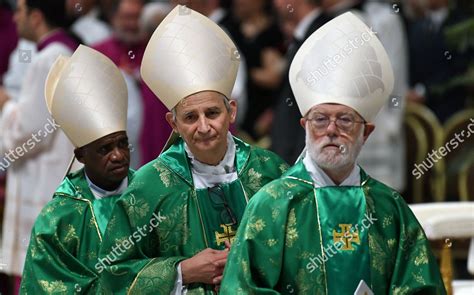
[215,224,236,246]
[333,224,360,250]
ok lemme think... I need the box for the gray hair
[171,94,231,121]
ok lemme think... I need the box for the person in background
[0,0,79,292]
[67,0,112,45]
[356,0,409,192]
[270,0,330,163]
[407,0,472,121]
[94,0,169,167]
[140,1,172,36]
[232,0,286,142]
[0,0,18,82]
[92,0,145,168]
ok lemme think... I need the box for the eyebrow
[99,135,128,146]
[181,106,221,115]
[182,111,196,117]
[310,111,356,116]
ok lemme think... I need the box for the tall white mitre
[140,5,240,110]
[45,45,128,147]
[289,12,394,122]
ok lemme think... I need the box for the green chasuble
[20,168,134,294]
[221,161,446,295]
[98,136,288,294]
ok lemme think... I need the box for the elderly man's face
[301,104,374,170]
[166,91,237,164]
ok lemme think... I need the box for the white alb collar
[428,7,449,31]
[184,132,238,188]
[85,171,128,199]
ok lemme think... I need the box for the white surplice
[0,41,74,276]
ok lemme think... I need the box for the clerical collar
[303,151,360,187]
[294,8,321,41]
[84,171,128,199]
[184,132,237,188]
[428,7,448,31]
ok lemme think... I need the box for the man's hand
[255,108,274,137]
[180,248,229,285]
[0,87,10,111]
[251,48,286,89]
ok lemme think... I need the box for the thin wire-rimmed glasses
[306,113,366,133]
[208,186,237,226]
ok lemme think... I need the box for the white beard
[305,123,365,171]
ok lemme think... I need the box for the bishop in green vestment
[20,45,134,293]
[98,6,288,294]
[221,12,446,294]
[98,135,287,294]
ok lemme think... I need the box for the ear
[300,117,306,129]
[228,100,237,124]
[165,112,178,133]
[74,147,85,164]
[362,123,375,143]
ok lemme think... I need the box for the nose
[325,119,339,136]
[110,147,125,162]
[197,115,211,134]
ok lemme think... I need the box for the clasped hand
[181,241,231,285]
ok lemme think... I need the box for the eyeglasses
[306,113,365,133]
[208,186,237,226]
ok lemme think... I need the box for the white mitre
[45,45,128,148]
[289,12,394,122]
[140,5,240,110]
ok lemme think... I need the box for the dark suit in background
[270,11,330,164]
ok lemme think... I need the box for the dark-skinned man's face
[75,131,130,190]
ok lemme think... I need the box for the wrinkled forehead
[307,103,363,118]
[176,91,226,112]
[82,131,128,149]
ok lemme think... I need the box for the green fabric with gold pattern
[98,136,288,294]
[220,161,446,295]
[20,168,134,294]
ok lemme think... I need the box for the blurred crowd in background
[0,0,473,293]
